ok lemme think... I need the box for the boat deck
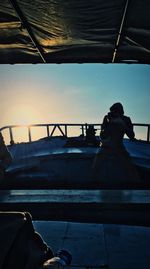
[3,138,150,189]
[8,138,150,169]
[34,220,150,269]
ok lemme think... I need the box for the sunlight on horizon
[1,102,45,125]
[8,104,42,126]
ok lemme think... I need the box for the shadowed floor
[34,220,150,269]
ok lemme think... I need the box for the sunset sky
[0,63,149,143]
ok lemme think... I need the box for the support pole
[112,0,130,63]
[9,0,46,63]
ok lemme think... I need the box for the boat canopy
[0,0,150,64]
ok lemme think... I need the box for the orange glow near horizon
[9,104,42,126]
[2,103,45,126]
[1,103,46,144]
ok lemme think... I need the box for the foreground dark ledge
[0,189,150,226]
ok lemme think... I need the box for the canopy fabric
[0,0,150,64]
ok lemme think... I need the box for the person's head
[109,102,124,116]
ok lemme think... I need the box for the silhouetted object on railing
[0,132,12,183]
[85,124,99,146]
[93,103,140,187]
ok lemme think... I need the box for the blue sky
[0,63,149,141]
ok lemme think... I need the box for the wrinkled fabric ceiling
[0,0,150,64]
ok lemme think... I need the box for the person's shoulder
[0,132,4,143]
[103,114,108,119]
[102,114,109,123]
[123,115,132,121]
[123,115,130,119]
[0,132,3,139]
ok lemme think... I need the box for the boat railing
[0,123,150,145]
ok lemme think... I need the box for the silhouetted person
[100,102,135,151]
[0,132,12,183]
[92,103,140,188]
[86,125,99,146]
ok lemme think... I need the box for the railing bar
[50,126,56,136]
[0,123,149,144]
[1,123,150,131]
[133,123,150,127]
[0,123,102,130]
[57,125,65,136]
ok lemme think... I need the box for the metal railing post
[46,125,50,137]
[28,126,32,142]
[81,125,84,136]
[9,127,14,145]
[147,125,150,142]
[65,125,68,137]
